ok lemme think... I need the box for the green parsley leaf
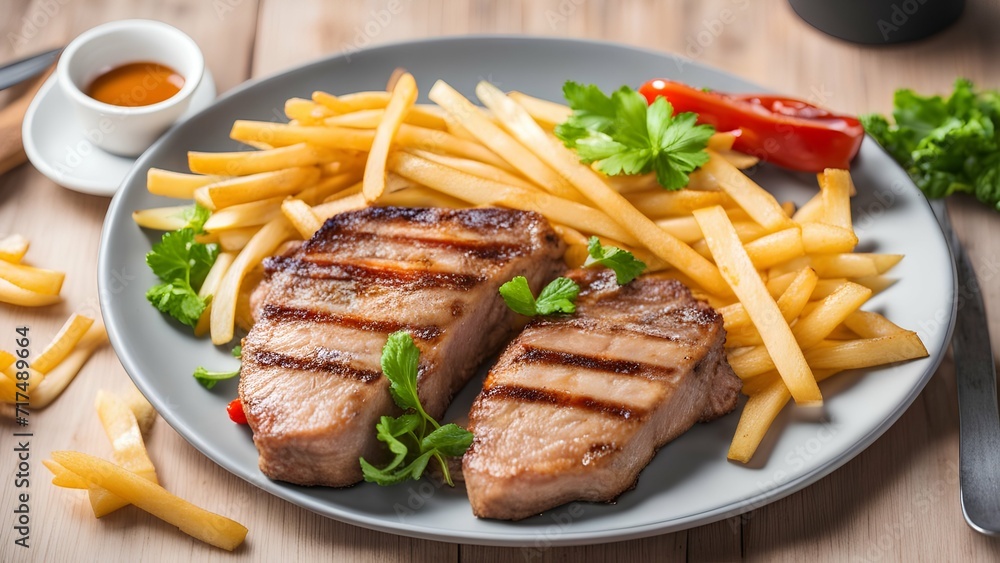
[380,331,423,413]
[862,78,1000,211]
[535,277,580,315]
[499,276,580,316]
[145,282,208,328]
[360,332,474,487]
[421,423,474,457]
[192,343,244,389]
[584,237,647,284]
[179,204,212,234]
[192,366,240,390]
[555,82,715,190]
[497,276,538,316]
[145,228,219,328]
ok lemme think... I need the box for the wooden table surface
[3,0,1000,561]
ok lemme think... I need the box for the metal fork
[930,198,1000,535]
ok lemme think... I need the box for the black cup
[789,0,965,44]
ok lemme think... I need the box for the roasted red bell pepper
[639,79,864,172]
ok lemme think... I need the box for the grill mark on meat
[480,384,644,420]
[306,231,528,261]
[264,255,486,291]
[260,304,442,341]
[514,346,677,379]
[529,317,689,343]
[248,349,381,382]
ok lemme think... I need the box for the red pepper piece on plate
[639,79,864,172]
[227,398,248,424]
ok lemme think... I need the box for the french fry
[623,189,730,218]
[0,364,43,403]
[0,349,13,370]
[742,228,805,270]
[31,313,95,373]
[405,149,537,191]
[0,277,61,306]
[131,205,195,231]
[203,197,285,232]
[125,385,157,436]
[716,149,760,169]
[312,90,391,113]
[0,259,65,295]
[693,206,820,404]
[296,171,365,205]
[203,166,320,210]
[211,218,295,344]
[189,143,335,176]
[323,106,447,130]
[791,282,872,348]
[728,368,840,462]
[484,86,730,295]
[800,222,858,254]
[284,97,333,124]
[147,169,225,199]
[727,376,789,462]
[792,191,825,223]
[282,198,323,239]
[231,121,510,170]
[49,451,248,551]
[216,226,261,252]
[387,152,638,245]
[804,332,928,370]
[843,310,906,339]
[377,187,470,209]
[701,152,795,232]
[722,267,818,347]
[0,234,29,263]
[820,168,855,230]
[44,459,89,489]
[90,390,159,517]
[363,72,418,202]
[428,80,580,202]
[506,91,571,128]
[194,252,235,337]
[707,132,737,152]
[312,194,368,223]
[31,322,107,409]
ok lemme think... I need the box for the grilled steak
[463,269,741,520]
[239,206,564,487]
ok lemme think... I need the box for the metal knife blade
[931,198,1000,535]
[0,47,61,92]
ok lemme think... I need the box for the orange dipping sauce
[86,62,185,107]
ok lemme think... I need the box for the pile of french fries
[45,389,247,551]
[0,233,66,306]
[133,70,928,463]
[1,312,107,409]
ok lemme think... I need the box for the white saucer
[22,69,216,197]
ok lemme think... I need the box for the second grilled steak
[239,206,564,487]
[463,269,741,520]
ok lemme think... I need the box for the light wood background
[2,0,1000,561]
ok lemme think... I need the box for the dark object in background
[789,0,964,44]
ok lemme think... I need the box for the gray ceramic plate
[98,36,955,547]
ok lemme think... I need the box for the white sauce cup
[57,19,205,157]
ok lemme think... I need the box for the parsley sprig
[360,332,473,486]
[144,205,218,328]
[193,345,242,389]
[554,81,715,190]
[584,237,646,284]
[499,276,580,316]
